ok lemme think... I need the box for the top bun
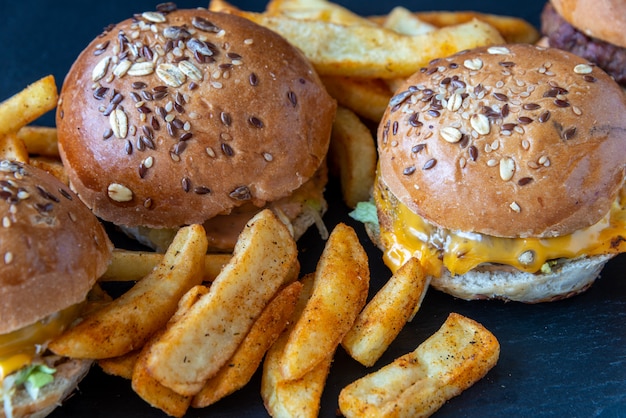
[378,43,626,238]
[57,7,335,229]
[550,0,626,48]
[0,160,113,334]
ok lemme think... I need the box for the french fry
[382,6,437,35]
[320,75,391,122]
[49,224,208,359]
[144,209,299,396]
[98,350,140,380]
[192,281,303,408]
[280,223,369,381]
[218,9,504,79]
[328,106,377,209]
[0,132,29,163]
[266,0,376,26]
[98,284,211,381]
[0,75,58,136]
[341,258,430,367]
[100,249,231,282]
[262,273,332,418]
[339,313,500,417]
[16,125,59,157]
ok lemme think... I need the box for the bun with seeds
[0,160,113,417]
[362,43,626,303]
[56,4,336,251]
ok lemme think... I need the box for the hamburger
[55,4,336,252]
[0,160,112,417]
[540,0,626,88]
[357,43,626,303]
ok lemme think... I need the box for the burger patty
[541,3,626,86]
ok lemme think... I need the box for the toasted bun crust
[378,44,626,238]
[432,254,613,303]
[550,0,626,48]
[56,7,335,229]
[0,161,113,334]
[0,358,93,418]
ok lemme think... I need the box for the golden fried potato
[101,249,231,282]
[262,273,332,418]
[192,281,302,408]
[144,209,299,396]
[16,125,58,157]
[219,11,504,79]
[0,75,58,136]
[339,313,500,417]
[49,224,208,359]
[280,223,369,381]
[342,258,430,367]
[321,76,391,122]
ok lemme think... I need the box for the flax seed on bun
[0,160,113,417]
[371,43,626,302]
[56,5,336,251]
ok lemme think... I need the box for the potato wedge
[262,273,332,418]
[98,350,140,380]
[382,6,437,35]
[266,0,376,26]
[192,281,302,408]
[144,209,299,396]
[0,75,58,136]
[280,223,369,381]
[342,258,430,367]
[321,76,391,122]
[49,224,208,359]
[16,125,58,157]
[100,249,231,282]
[0,132,29,163]
[328,106,377,209]
[339,313,500,417]
[222,11,504,78]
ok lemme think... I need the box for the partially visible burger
[356,43,626,303]
[0,160,112,417]
[55,4,336,252]
[541,0,626,88]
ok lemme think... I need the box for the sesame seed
[4,252,13,264]
[509,202,521,213]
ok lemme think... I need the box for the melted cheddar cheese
[376,182,626,277]
[0,304,81,379]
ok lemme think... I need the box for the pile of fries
[0,0,543,415]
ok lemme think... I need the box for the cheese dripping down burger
[360,43,626,303]
[540,0,626,88]
[56,4,336,252]
[0,160,112,417]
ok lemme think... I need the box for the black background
[2,0,625,417]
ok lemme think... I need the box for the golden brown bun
[0,161,113,334]
[550,0,626,48]
[56,7,336,229]
[378,43,626,238]
[0,358,93,418]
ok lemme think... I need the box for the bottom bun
[431,254,614,303]
[1,358,92,418]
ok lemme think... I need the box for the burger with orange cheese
[0,160,112,417]
[354,43,626,302]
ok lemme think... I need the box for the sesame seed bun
[56,7,336,234]
[373,43,626,302]
[0,160,113,334]
[379,43,626,239]
[549,0,626,49]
